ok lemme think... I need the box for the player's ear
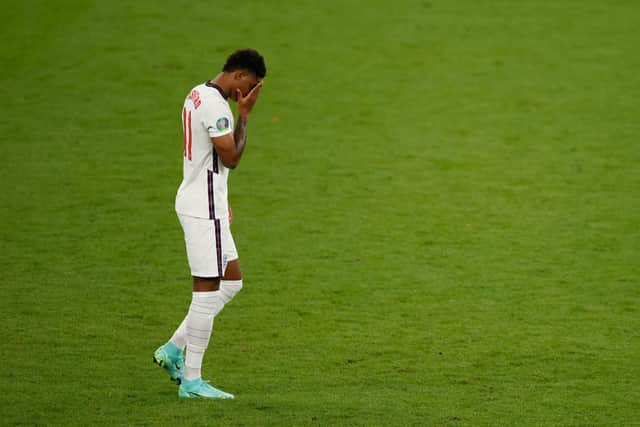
[233,70,245,80]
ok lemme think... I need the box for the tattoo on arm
[234,116,248,159]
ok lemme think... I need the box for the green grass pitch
[1,0,639,425]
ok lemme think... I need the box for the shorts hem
[190,255,239,278]
[190,271,222,279]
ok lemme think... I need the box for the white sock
[169,317,188,350]
[169,280,242,351]
[184,291,224,381]
[220,280,243,305]
[169,282,242,355]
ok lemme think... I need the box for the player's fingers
[250,81,263,95]
[249,82,263,100]
[236,88,243,100]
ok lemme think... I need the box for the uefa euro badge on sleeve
[216,117,230,132]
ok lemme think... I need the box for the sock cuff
[191,290,221,299]
[220,280,243,305]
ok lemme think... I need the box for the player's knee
[220,280,243,305]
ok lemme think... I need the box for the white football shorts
[177,214,238,278]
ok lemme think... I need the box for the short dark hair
[222,48,266,78]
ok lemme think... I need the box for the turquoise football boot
[153,342,185,384]
[178,378,235,399]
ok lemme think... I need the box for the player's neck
[210,73,231,99]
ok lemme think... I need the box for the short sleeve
[202,102,233,138]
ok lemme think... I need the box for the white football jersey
[175,82,234,219]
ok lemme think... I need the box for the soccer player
[153,49,266,399]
